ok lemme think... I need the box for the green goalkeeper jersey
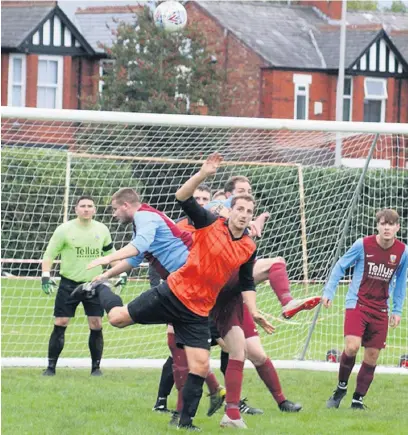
[43,219,114,283]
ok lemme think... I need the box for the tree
[385,1,407,13]
[96,6,224,115]
[347,1,378,11]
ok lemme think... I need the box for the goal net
[1,107,407,371]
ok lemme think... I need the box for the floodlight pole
[335,0,347,167]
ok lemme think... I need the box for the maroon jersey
[358,235,406,311]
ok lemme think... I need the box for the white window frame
[293,74,312,120]
[7,54,26,107]
[364,77,387,123]
[343,76,353,122]
[37,55,63,109]
[99,59,116,94]
[341,158,391,169]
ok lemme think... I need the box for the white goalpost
[1,107,407,374]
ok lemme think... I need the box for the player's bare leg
[87,316,103,376]
[245,336,302,412]
[327,335,361,409]
[106,306,134,327]
[253,258,321,319]
[351,347,380,410]
[220,326,247,428]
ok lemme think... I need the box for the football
[154,1,188,33]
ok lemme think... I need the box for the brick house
[186,0,408,123]
[2,0,408,125]
[0,1,102,109]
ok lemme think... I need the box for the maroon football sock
[355,362,376,395]
[268,262,293,307]
[338,351,356,385]
[256,358,286,404]
[205,371,220,395]
[225,359,244,420]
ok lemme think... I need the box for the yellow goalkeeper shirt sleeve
[43,219,114,283]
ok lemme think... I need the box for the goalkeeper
[41,196,127,376]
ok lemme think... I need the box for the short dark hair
[213,189,226,200]
[376,209,399,225]
[224,176,250,194]
[195,183,211,194]
[231,194,256,209]
[76,195,94,205]
[112,188,140,205]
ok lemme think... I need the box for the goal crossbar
[2,106,408,134]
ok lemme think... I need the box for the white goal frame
[2,106,407,373]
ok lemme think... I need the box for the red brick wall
[298,1,342,20]
[186,2,265,117]
[26,54,38,107]
[399,78,408,123]
[63,56,73,109]
[223,32,264,117]
[1,53,9,105]
[351,75,364,122]
[261,70,334,120]
[79,58,99,107]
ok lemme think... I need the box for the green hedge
[1,147,135,273]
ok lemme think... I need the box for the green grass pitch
[2,367,408,434]
[2,278,406,365]
[2,278,408,434]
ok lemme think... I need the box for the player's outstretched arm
[176,153,223,202]
[87,243,139,270]
[323,239,363,307]
[92,259,132,281]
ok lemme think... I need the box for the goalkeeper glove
[41,272,57,295]
[114,272,128,294]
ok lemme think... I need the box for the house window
[8,54,26,107]
[293,74,312,120]
[343,77,353,121]
[364,78,387,123]
[99,60,115,94]
[37,55,63,109]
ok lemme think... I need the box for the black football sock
[220,350,229,378]
[89,329,104,370]
[157,356,175,401]
[97,283,123,313]
[179,373,205,426]
[47,325,67,370]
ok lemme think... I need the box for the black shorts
[54,276,104,318]
[127,282,211,350]
[209,316,221,346]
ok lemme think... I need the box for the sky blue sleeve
[130,212,158,254]
[205,196,233,211]
[126,252,144,269]
[391,247,408,316]
[323,239,364,301]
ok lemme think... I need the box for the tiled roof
[1,4,54,48]
[75,5,142,53]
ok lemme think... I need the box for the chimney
[298,1,342,20]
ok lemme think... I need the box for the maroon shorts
[344,303,388,349]
[214,295,259,339]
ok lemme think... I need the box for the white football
[154,1,187,33]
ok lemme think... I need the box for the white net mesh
[1,109,407,367]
